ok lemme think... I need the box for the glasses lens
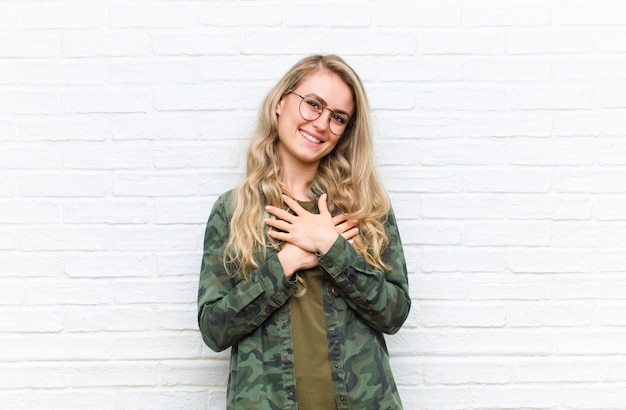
[329,113,350,135]
[300,96,323,121]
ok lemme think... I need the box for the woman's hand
[332,213,359,246]
[265,194,339,255]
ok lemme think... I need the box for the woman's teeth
[300,131,321,144]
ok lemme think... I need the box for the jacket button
[288,391,294,399]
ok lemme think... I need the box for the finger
[332,213,348,225]
[265,218,291,232]
[282,195,306,216]
[335,218,359,234]
[267,229,289,242]
[318,193,330,216]
[341,227,359,241]
[265,205,296,223]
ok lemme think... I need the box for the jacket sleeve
[197,192,298,352]
[317,205,410,334]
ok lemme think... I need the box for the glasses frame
[288,92,351,136]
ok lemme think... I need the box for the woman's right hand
[333,213,359,246]
[277,242,318,279]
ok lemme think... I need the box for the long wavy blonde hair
[224,54,391,278]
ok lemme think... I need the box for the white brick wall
[1,1,625,408]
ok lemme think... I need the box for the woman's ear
[276,97,284,116]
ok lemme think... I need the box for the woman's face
[275,70,354,169]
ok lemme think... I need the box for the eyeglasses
[289,92,351,135]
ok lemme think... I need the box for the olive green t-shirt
[289,201,337,409]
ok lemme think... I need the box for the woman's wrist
[317,232,339,255]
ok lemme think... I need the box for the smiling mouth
[300,130,322,144]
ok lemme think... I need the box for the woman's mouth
[300,130,321,144]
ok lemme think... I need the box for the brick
[374,140,419,166]
[62,199,151,224]
[420,194,506,220]
[553,275,626,299]
[466,169,551,193]
[464,221,550,247]
[0,92,60,115]
[400,221,462,246]
[112,115,200,141]
[113,174,198,197]
[508,303,593,327]
[375,2,461,27]
[110,4,196,28]
[422,248,505,273]
[0,60,17,84]
[335,30,418,55]
[505,194,592,220]
[418,86,507,111]
[508,28,594,54]
[423,360,511,385]
[20,60,108,85]
[0,200,60,224]
[464,112,553,138]
[418,141,506,166]
[62,32,151,57]
[376,114,464,139]
[112,278,197,304]
[65,253,156,278]
[154,85,239,111]
[20,174,110,197]
[153,33,239,56]
[240,30,329,54]
[512,358,601,383]
[20,117,110,141]
[115,333,204,360]
[0,144,62,169]
[0,34,59,57]
[198,3,283,27]
[420,303,506,327]
[20,226,114,251]
[154,141,240,169]
[25,279,113,305]
[0,253,64,278]
[507,249,594,273]
[155,199,214,225]
[509,85,593,110]
[379,56,464,82]
[468,387,557,408]
[65,306,152,332]
[17,4,106,29]
[63,141,153,170]
[111,58,199,84]
[469,275,552,300]
[464,57,551,82]
[63,88,150,114]
[0,364,71,388]
[0,308,64,332]
[420,29,506,54]
[463,3,550,26]
[71,362,159,387]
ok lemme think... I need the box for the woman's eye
[332,114,347,124]
[306,99,320,109]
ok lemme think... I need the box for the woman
[198,54,410,409]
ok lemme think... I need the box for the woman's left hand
[265,194,339,255]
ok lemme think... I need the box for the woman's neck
[280,159,319,201]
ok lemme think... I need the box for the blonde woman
[198,54,410,410]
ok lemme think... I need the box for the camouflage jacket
[198,190,411,410]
